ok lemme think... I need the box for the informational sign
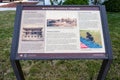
[11,6,112,80]
[13,5,109,59]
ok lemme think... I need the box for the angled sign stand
[10,5,112,80]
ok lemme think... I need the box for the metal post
[11,60,25,80]
[97,59,112,80]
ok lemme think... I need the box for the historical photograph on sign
[80,30,102,48]
[47,18,77,27]
[46,11,77,28]
[22,27,44,41]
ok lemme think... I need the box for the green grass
[0,11,120,80]
[0,11,16,80]
[106,12,120,80]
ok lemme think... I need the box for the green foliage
[50,0,63,5]
[63,0,88,5]
[50,0,54,5]
[103,0,120,12]
[91,0,102,5]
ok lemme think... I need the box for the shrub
[103,0,120,12]
[63,0,88,5]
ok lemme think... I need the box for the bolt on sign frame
[10,5,113,80]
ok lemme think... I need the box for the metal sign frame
[10,5,113,80]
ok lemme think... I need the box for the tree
[90,0,107,5]
[91,0,101,5]
[50,0,63,5]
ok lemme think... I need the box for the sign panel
[14,6,109,59]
